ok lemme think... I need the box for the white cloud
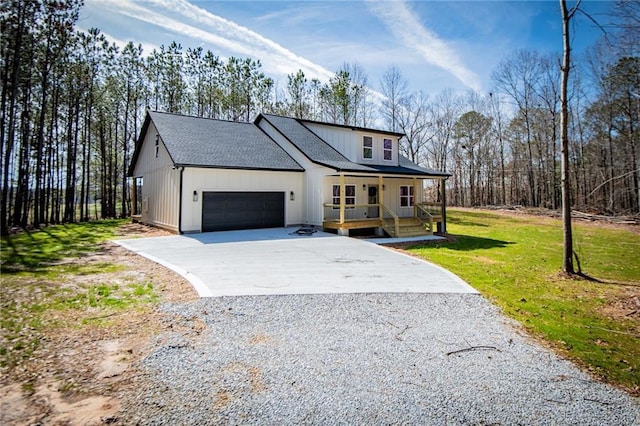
[76,25,160,57]
[366,0,483,93]
[83,0,392,108]
[90,0,335,82]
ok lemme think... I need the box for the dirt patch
[0,223,197,425]
[599,286,640,322]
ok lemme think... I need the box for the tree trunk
[560,0,576,275]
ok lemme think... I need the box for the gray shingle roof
[149,111,303,171]
[258,114,371,172]
[369,156,450,177]
[259,114,449,177]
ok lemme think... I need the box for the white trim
[332,184,356,208]
[362,135,373,161]
[383,138,393,162]
[400,185,414,207]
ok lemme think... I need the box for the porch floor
[323,217,439,238]
[322,218,383,231]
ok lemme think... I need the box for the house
[129,111,450,237]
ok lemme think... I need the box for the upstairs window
[155,135,160,158]
[332,184,356,207]
[400,185,414,207]
[383,138,393,161]
[363,136,373,160]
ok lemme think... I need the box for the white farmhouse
[129,111,449,237]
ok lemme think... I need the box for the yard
[0,221,196,423]
[0,209,638,422]
[404,208,639,394]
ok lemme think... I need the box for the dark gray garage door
[202,192,285,232]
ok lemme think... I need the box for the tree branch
[446,346,499,356]
[588,168,640,198]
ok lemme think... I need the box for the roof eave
[174,163,305,173]
[128,112,152,176]
[297,116,406,138]
[335,169,450,179]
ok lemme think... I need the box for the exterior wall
[181,168,304,233]
[258,119,334,226]
[322,176,424,220]
[304,123,400,166]
[131,122,180,232]
[380,178,425,217]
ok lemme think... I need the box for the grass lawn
[406,208,639,394]
[0,220,157,370]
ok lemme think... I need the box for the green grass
[1,219,126,274]
[0,220,157,369]
[406,209,640,394]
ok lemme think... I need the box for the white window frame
[362,136,373,160]
[332,184,356,209]
[383,138,393,161]
[400,185,414,207]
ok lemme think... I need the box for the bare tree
[380,66,408,133]
[488,92,508,205]
[492,49,543,206]
[396,91,432,164]
[428,89,462,173]
[560,0,578,274]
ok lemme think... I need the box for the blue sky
[78,0,612,96]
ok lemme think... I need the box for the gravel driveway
[119,293,639,425]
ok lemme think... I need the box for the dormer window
[383,138,392,161]
[363,136,373,160]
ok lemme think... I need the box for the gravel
[119,293,640,425]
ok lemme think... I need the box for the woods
[1,0,638,235]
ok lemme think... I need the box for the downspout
[178,166,184,234]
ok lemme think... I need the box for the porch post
[378,175,383,205]
[339,173,345,224]
[440,177,447,233]
[413,177,417,219]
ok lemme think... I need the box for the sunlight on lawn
[408,209,639,394]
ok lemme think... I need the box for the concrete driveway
[115,227,477,297]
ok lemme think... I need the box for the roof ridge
[149,110,256,126]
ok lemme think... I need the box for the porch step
[382,218,433,238]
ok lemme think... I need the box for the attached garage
[202,192,285,232]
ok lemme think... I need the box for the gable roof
[257,114,449,178]
[130,111,303,174]
[257,114,372,172]
[130,111,449,178]
[297,116,405,138]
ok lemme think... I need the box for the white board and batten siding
[322,177,423,219]
[258,119,334,227]
[304,123,400,166]
[381,179,424,217]
[131,122,181,233]
[181,168,304,233]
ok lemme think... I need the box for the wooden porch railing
[417,202,443,216]
[379,203,400,238]
[323,202,400,236]
[323,203,380,222]
[414,203,433,233]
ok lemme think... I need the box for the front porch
[323,202,444,238]
[320,173,448,238]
